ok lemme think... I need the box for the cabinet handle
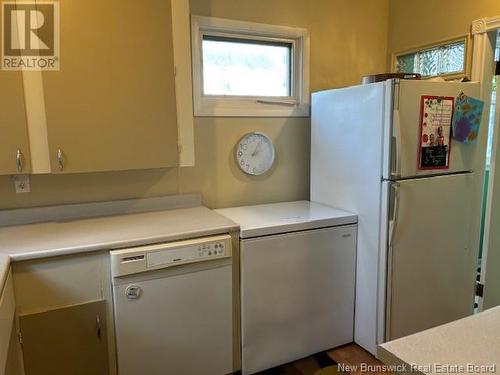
[96,314,101,340]
[15,148,24,172]
[56,148,64,171]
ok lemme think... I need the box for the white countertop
[216,200,357,238]
[378,306,500,374]
[0,202,238,292]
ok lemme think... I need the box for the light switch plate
[12,175,31,193]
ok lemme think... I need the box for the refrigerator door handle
[391,110,402,179]
[389,181,400,248]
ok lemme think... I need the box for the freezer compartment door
[386,173,477,341]
[387,80,481,179]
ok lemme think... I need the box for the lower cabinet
[18,301,109,375]
[11,252,116,375]
[5,323,22,375]
[1,270,16,374]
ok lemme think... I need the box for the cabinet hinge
[476,282,484,297]
[18,331,23,345]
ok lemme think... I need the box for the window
[486,31,500,168]
[202,36,292,97]
[191,16,310,117]
[395,38,468,79]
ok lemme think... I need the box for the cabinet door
[42,0,178,173]
[0,270,15,371]
[19,300,109,375]
[0,69,31,175]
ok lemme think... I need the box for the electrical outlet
[12,175,31,193]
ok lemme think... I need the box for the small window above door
[394,37,469,79]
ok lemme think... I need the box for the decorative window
[191,16,310,117]
[394,38,468,79]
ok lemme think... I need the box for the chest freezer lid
[215,201,357,239]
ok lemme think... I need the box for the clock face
[235,132,275,176]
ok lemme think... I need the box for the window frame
[392,36,471,80]
[191,16,310,117]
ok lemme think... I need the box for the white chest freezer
[216,201,358,374]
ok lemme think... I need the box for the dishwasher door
[112,259,233,375]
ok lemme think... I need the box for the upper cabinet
[0,69,32,175]
[41,0,179,173]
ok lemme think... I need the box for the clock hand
[251,142,262,157]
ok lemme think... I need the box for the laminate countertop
[216,200,357,238]
[378,306,500,374]
[0,204,239,292]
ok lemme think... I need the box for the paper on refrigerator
[418,96,454,170]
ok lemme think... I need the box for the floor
[328,344,389,375]
[256,344,389,375]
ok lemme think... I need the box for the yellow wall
[0,0,389,210]
[387,0,500,66]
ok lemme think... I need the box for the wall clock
[235,132,276,176]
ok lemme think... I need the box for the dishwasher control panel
[110,234,232,277]
[147,240,228,268]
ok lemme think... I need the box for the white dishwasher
[110,234,234,375]
[216,201,357,375]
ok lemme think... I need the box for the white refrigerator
[311,79,485,355]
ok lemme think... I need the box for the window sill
[194,97,310,117]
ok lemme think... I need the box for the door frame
[471,17,500,311]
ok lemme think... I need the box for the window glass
[396,41,465,77]
[202,36,292,97]
[486,32,500,168]
[495,30,500,61]
[486,75,497,168]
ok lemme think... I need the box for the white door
[113,261,233,375]
[240,226,357,374]
[482,70,500,310]
[385,173,477,340]
[388,80,481,179]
